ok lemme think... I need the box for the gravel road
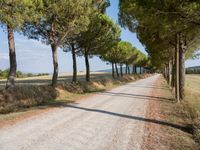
[0,74,160,150]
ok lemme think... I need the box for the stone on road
[0,75,160,150]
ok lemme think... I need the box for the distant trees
[186,67,200,74]
[101,41,148,78]
[0,69,49,79]
[119,0,200,101]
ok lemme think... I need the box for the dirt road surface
[0,74,161,150]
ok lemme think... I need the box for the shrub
[0,69,49,79]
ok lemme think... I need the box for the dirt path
[0,74,161,150]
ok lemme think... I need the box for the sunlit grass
[185,74,200,111]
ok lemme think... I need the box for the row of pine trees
[0,0,148,89]
[119,0,200,101]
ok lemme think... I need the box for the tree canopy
[119,0,200,100]
[0,0,149,88]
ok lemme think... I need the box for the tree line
[0,69,49,79]
[101,41,150,78]
[186,66,200,74]
[119,0,200,101]
[0,0,148,89]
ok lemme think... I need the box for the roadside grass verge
[143,76,199,150]
[158,74,200,149]
[0,73,151,115]
[159,101,199,150]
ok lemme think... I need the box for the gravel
[0,75,160,150]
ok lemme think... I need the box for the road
[0,74,161,150]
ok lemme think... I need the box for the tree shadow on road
[99,92,175,103]
[126,85,171,91]
[64,104,192,134]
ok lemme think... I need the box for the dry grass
[0,73,151,114]
[133,74,200,149]
[185,75,200,111]
[184,74,200,144]
[0,72,112,88]
[143,76,199,150]
[160,101,199,150]
[163,74,200,147]
[0,86,57,114]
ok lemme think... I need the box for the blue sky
[0,0,199,73]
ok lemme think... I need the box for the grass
[156,77,199,150]
[185,74,200,111]
[0,73,150,115]
[184,74,200,143]
[0,72,112,88]
[157,74,200,149]
[0,73,150,126]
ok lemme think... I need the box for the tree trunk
[6,25,17,89]
[169,61,172,85]
[165,65,169,82]
[125,63,128,75]
[163,67,166,79]
[140,67,142,74]
[71,44,77,82]
[51,44,58,87]
[166,67,167,79]
[115,63,119,77]
[179,34,187,100]
[112,62,115,78]
[84,49,90,82]
[128,65,130,75]
[171,58,175,88]
[135,66,137,74]
[132,65,135,74]
[175,34,180,102]
[168,61,172,85]
[120,64,123,77]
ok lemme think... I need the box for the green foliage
[0,69,49,79]
[0,0,40,28]
[23,0,93,47]
[101,40,148,68]
[0,69,24,79]
[76,12,121,56]
[186,66,200,74]
[119,0,200,70]
[94,0,110,13]
[0,69,9,79]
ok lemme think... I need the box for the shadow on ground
[127,85,171,91]
[99,92,175,103]
[51,103,192,134]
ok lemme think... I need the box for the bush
[0,69,49,79]
[0,69,9,79]
[16,71,24,78]
[27,73,34,77]
[186,67,200,74]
